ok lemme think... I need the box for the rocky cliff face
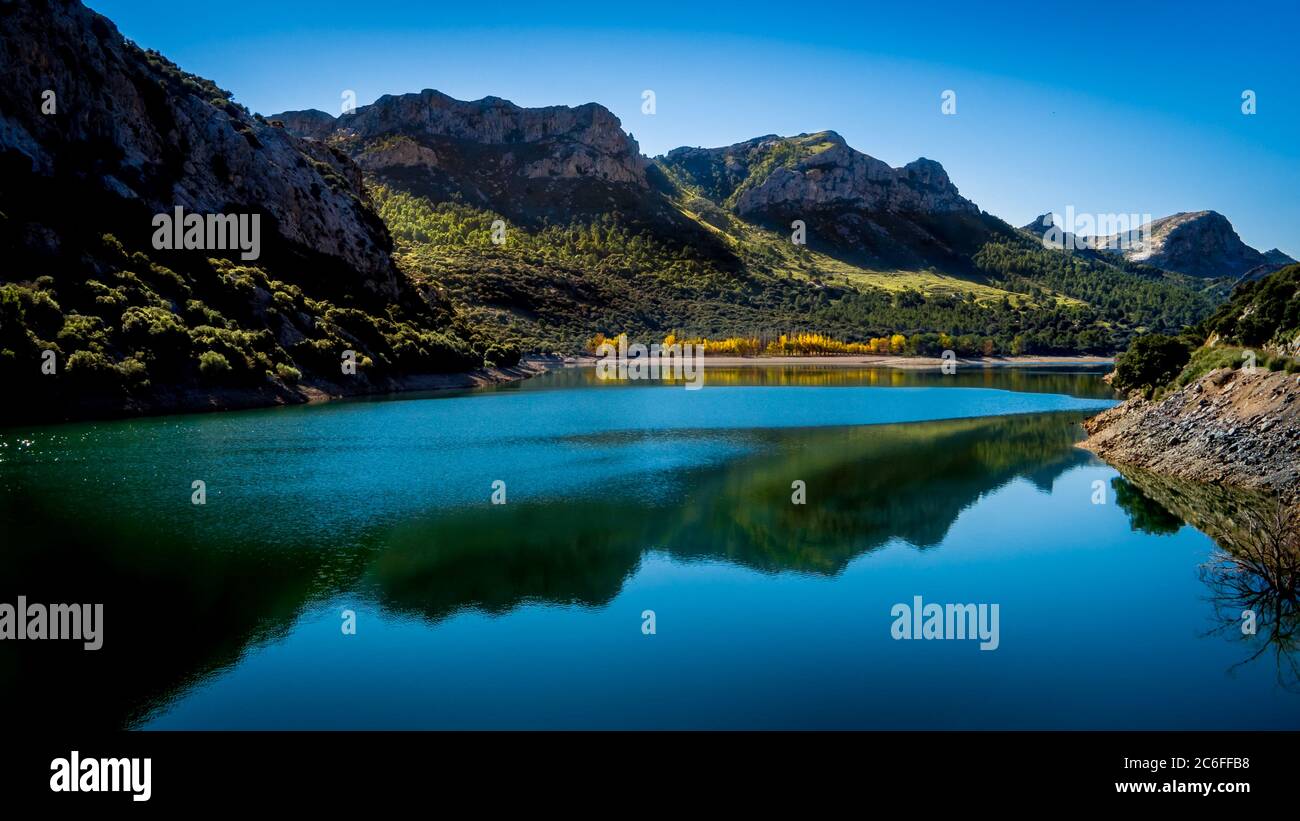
[748,137,974,217]
[659,131,997,271]
[269,109,341,142]
[1081,367,1300,505]
[0,0,399,295]
[272,91,652,224]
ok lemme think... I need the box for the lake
[2,365,1297,729]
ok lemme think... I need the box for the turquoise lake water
[1,366,1297,729]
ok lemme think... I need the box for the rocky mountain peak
[901,157,954,188]
[733,138,977,218]
[1130,210,1277,278]
[345,90,642,176]
[1023,213,1054,233]
[278,91,646,179]
[272,90,650,222]
[660,132,977,219]
[269,108,338,141]
[658,132,994,271]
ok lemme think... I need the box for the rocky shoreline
[1081,367,1300,507]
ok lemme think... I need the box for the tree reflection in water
[1200,503,1300,692]
[1112,471,1300,690]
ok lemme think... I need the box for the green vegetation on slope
[0,221,483,422]
[373,182,1226,356]
[374,184,825,353]
[1112,263,1300,397]
[975,237,1226,332]
[1202,263,1300,349]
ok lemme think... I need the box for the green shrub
[274,362,302,383]
[144,263,191,296]
[0,286,29,351]
[122,305,188,342]
[483,344,521,368]
[100,233,128,260]
[1113,334,1192,396]
[57,313,110,354]
[184,299,227,327]
[85,280,128,309]
[66,349,118,383]
[197,350,231,377]
[116,356,150,384]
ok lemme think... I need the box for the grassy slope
[1179,262,1300,384]
[373,158,1226,356]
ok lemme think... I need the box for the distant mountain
[1022,210,1294,279]
[278,97,1017,273]
[661,132,976,216]
[1127,211,1292,278]
[657,131,1004,272]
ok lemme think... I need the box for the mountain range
[277,92,1290,283]
[264,90,1237,355]
[0,0,1282,420]
[276,96,1006,274]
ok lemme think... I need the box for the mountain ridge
[1022,209,1293,279]
[277,91,1286,284]
[272,96,1020,276]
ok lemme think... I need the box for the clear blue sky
[89,0,1298,256]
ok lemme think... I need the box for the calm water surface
[1,366,1296,728]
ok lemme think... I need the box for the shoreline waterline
[562,354,1114,370]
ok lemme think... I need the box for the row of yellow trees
[586,332,913,356]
